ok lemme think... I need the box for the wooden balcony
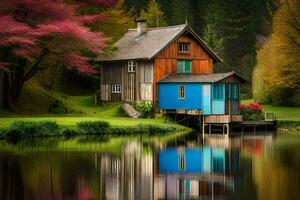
[204,115,242,124]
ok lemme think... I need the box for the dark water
[0,132,300,200]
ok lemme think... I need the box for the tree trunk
[2,50,47,111]
[3,69,25,111]
[0,70,4,108]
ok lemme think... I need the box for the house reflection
[154,146,239,199]
[99,142,153,200]
[100,140,241,200]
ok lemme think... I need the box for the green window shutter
[177,60,184,73]
[212,83,224,100]
[225,83,229,100]
[177,60,191,73]
[229,83,239,100]
[185,60,191,73]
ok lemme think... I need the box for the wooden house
[156,147,237,199]
[96,20,247,124]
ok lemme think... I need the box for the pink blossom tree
[0,0,115,110]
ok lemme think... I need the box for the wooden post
[223,125,225,135]
[227,124,229,135]
[202,115,205,137]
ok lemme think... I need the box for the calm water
[0,132,300,200]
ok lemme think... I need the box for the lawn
[0,116,186,129]
[242,99,300,121]
[0,95,187,130]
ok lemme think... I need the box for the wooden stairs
[122,103,142,118]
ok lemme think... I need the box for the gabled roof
[158,71,248,83]
[95,24,221,62]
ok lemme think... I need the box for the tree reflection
[1,134,299,200]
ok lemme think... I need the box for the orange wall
[153,35,215,101]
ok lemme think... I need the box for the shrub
[62,128,78,137]
[77,121,111,135]
[0,128,7,138]
[110,124,176,135]
[6,121,61,137]
[240,103,264,121]
[49,100,67,114]
[142,124,176,135]
[133,101,154,118]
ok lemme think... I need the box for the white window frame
[178,85,185,99]
[112,84,121,94]
[178,43,190,53]
[128,60,136,73]
[178,153,185,171]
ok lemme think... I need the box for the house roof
[95,24,221,62]
[158,71,248,83]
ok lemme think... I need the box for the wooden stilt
[227,124,229,135]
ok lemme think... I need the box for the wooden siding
[100,61,153,102]
[153,34,214,101]
[204,115,243,124]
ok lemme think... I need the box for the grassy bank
[242,99,300,121]
[0,95,188,132]
[0,120,186,139]
[0,116,184,129]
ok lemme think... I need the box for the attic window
[178,43,190,53]
[128,60,136,72]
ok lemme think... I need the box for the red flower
[240,103,262,113]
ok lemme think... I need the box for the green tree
[202,0,224,58]
[140,0,166,27]
[253,0,300,106]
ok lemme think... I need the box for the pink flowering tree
[0,0,116,110]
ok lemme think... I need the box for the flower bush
[240,103,264,121]
[133,101,154,118]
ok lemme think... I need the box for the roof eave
[94,57,152,62]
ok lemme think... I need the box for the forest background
[0,0,299,115]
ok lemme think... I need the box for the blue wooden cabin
[158,147,239,175]
[158,71,247,124]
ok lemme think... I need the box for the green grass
[0,116,186,129]
[0,95,188,131]
[0,131,190,154]
[242,99,300,121]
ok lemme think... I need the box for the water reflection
[0,133,300,200]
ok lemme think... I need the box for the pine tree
[140,0,166,27]
[202,0,224,58]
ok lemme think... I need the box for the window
[177,60,191,73]
[112,84,121,93]
[179,153,185,171]
[229,83,239,100]
[179,85,185,99]
[128,60,136,72]
[212,83,224,100]
[178,43,190,53]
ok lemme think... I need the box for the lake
[0,131,300,200]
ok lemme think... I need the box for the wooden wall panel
[100,61,153,102]
[192,59,213,74]
[153,34,215,101]
[156,36,211,60]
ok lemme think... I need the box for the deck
[161,109,277,135]
[204,115,242,124]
